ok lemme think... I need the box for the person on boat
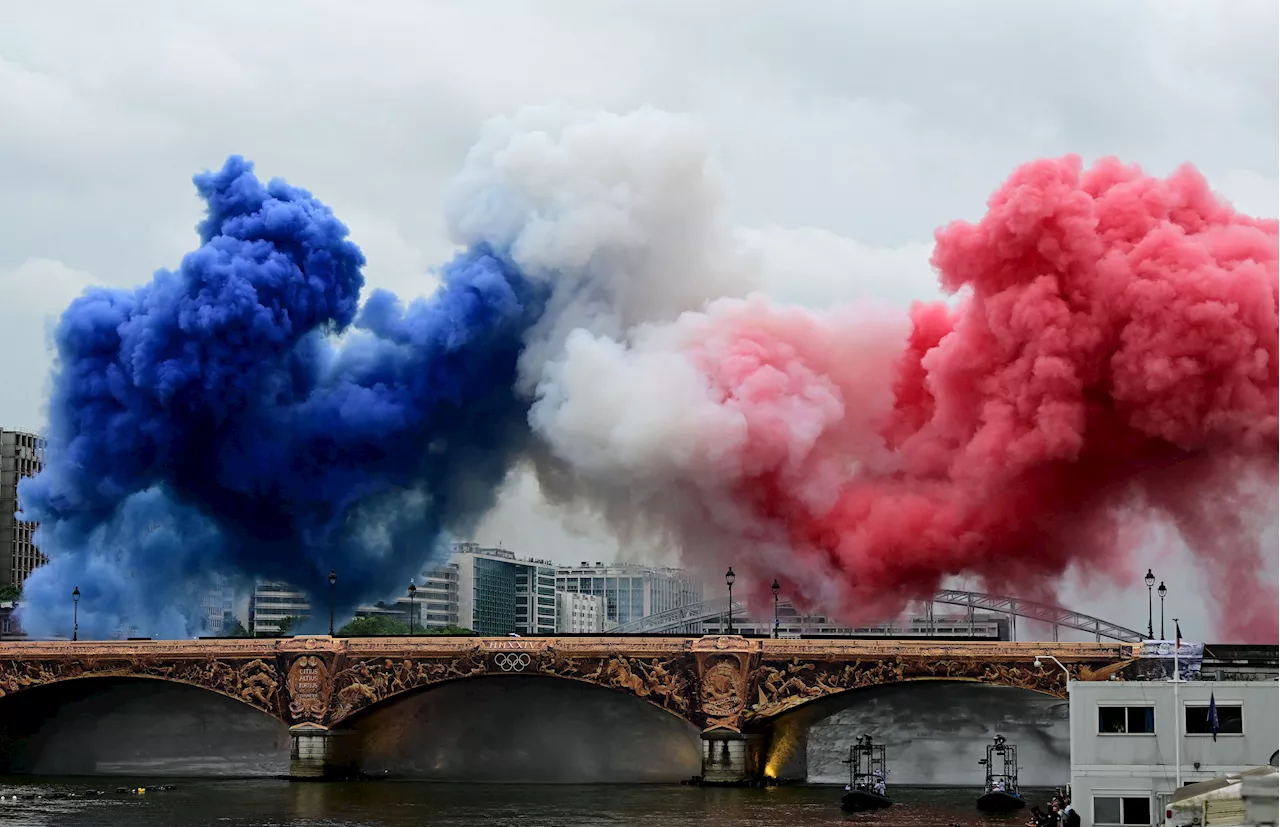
[874,777,886,796]
[994,779,1006,793]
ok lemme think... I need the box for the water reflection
[0,777,1060,827]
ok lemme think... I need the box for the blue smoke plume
[18,156,546,638]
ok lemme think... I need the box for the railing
[609,588,1146,642]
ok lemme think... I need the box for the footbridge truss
[610,588,1146,642]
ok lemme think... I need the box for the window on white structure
[1185,703,1244,735]
[1094,795,1151,826]
[1098,705,1155,734]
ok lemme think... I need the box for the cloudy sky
[2,0,1275,638]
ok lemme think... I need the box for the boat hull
[842,790,893,811]
[977,791,1027,812]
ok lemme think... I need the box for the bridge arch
[0,655,283,720]
[612,588,1145,642]
[329,672,703,782]
[759,679,1071,786]
[0,674,290,776]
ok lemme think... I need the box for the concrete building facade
[556,591,607,633]
[391,562,461,631]
[200,575,249,635]
[0,428,45,588]
[1069,679,1280,827]
[248,582,311,635]
[555,562,701,630]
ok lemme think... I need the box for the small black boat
[840,734,893,812]
[976,735,1026,813]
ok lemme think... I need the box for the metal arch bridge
[610,588,1146,642]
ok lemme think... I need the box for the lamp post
[408,580,417,636]
[72,586,80,642]
[1157,581,1167,640]
[1144,569,1155,640]
[725,567,736,635]
[771,579,781,639]
[328,570,337,636]
[1034,653,1073,788]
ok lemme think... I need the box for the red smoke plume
[715,157,1277,642]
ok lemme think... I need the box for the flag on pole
[1208,693,1219,742]
[1174,620,1183,681]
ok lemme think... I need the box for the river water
[0,778,1055,827]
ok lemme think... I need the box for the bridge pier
[699,728,766,786]
[289,726,357,781]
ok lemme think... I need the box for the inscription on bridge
[287,655,330,722]
[484,639,545,651]
[0,637,1138,732]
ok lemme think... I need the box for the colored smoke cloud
[531,154,1279,643]
[18,157,546,637]
[16,108,1279,643]
[17,108,743,638]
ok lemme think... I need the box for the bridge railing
[609,588,1145,642]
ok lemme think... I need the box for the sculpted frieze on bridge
[742,641,1138,721]
[326,639,702,726]
[0,654,284,717]
[0,637,1137,731]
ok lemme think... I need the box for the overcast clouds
[1,0,1276,638]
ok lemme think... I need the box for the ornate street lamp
[328,570,338,636]
[72,586,80,642]
[1144,569,1155,640]
[408,580,417,636]
[1157,581,1167,640]
[771,579,781,639]
[725,567,736,635]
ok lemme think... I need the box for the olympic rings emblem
[493,652,531,672]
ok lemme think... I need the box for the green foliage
[0,584,20,602]
[219,616,252,638]
[335,616,476,637]
[337,615,410,637]
[264,615,304,637]
[425,624,475,635]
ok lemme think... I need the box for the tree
[0,585,20,603]
[425,625,475,635]
[219,616,252,638]
[264,615,305,637]
[337,615,410,637]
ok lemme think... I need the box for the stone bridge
[0,635,1138,783]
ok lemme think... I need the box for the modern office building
[0,428,46,588]
[557,591,607,633]
[388,561,462,630]
[454,543,557,636]
[248,582,312,635]
[200,575,249,635]
[515,557,558,636]
[1069,679,1279,827]
[555,561,702,630]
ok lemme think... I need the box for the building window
[1185,704,1244,735]
[1094,796,1151,826]
[1098,706,1155,734]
